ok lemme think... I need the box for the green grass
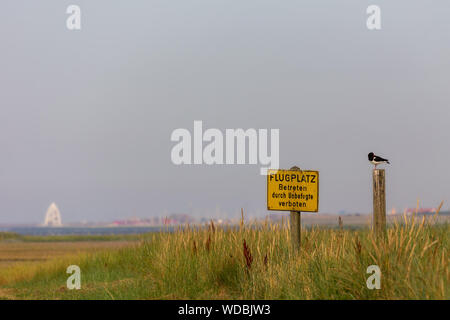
[0,232,20,241]
[1,217,448,300]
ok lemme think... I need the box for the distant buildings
[43,202,62,227]
[108,214,240,227]
[390,207,437,215]
[403,207,437,215]
[110,217,161,227]
[109,214,196,227]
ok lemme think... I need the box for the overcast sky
[1,1,449,223]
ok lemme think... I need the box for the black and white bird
[368,152,390,169]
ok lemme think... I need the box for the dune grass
[0,215,448,300]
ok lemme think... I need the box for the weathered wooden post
[267,165,318,253]
[373,169,386,237]
[290,166,301,251]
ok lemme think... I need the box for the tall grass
[1,216,448,300]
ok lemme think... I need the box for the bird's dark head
[368,152,374,160]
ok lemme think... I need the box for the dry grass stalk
[205,234,211,252]
[192,240,197,255]
[243,239,253,271]
[354,235,362,256]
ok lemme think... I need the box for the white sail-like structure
[43,202,62,227]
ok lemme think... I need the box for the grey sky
[1,1,449,223]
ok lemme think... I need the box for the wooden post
[373,169,386,237]
[290,166,301,251]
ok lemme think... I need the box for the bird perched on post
[368,152,390,169]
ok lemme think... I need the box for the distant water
[0,226,175,236]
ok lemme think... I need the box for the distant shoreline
[1,212,449,236]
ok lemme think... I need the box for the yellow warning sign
[267,169,319,212]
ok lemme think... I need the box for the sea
[0,226,175,236]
